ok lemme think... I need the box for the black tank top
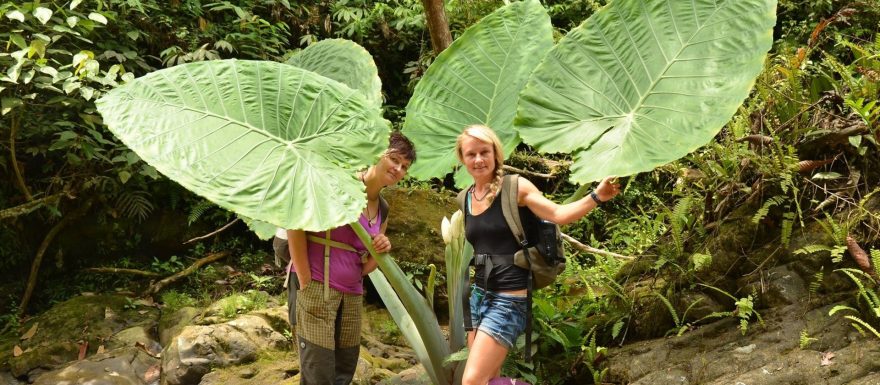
[465,187,535,291]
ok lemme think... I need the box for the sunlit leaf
[403,0,553,185]
[515,0,776,183]
[88,12,108,25]
[5,10,25,22]
[286,39,382,110]
[33,7,52,25]
[71,0,83,10]
[67,16,79,28]
[96,60,387,231]
[2,98,23,115]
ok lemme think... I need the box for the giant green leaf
[515,0,776,183]
[96,59,387,232]
[286,39,382,110]
[403,0,553,185]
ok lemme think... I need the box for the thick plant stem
[421,0,452,55]
[19,199,92,316]
[9,112,33,201]
[351,222,451,385]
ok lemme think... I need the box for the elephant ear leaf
[97,59,388,232]
[515,0,776,183]
[403,0,553,186]
[287,38,383,110]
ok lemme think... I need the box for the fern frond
[114,191,153,222]
[799,329,817,349]
[844,315,880,340]
[872,249,880,277]
[670,195,694,251]
[653,292,680,327]
[611,320,624,339]
[781,212,795,247]
[809,267,824,296]
[828,304,858,316]
[752,196,785,224]
[793,244,833,255]
[188,200,215,225]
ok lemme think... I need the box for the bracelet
[589,190,604,204]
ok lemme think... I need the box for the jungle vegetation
[1,0,879,383]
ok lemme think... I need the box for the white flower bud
[441,216,451,244]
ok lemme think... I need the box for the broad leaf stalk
[351,210,470,385]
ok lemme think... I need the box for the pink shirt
[292,213,381,295]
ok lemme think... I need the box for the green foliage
[160,290,197,312]
[799,329,817,349]
[151,255,185,274]
[515,0,776,183]
[698,284,764,335]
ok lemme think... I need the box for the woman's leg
[297,282,341,385]
[462,330,508,385]
[333,292,363,385]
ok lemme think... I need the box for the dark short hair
[388,131,416,163]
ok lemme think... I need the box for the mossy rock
[0,294,159,376]
[199,291,276,324]
[384,187,457,266]
[196,350,299,385]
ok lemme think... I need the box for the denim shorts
[468,285,528,349]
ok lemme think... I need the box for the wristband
[590,190,604,204]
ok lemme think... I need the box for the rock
[159,307,201,348]
[606,301,880,384]
[196,351,299,385]
[2,295,159,378]
[161,315,287,385]
[31,347,159,385]
[110,326,162,355]
[384,187,457,266]
[738,264,808,308]
[0,372,24,385]
[198,291,275,325]
[377,364,432,385]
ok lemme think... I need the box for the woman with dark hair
[279,131,416,385]
[455,125,619,385]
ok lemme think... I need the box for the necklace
[361,172,378,226]
[470,186,490,202]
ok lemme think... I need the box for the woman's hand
[372,233,392,254]
[595,176,621,202]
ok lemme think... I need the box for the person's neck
[361,167,382,200]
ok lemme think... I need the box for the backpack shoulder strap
[455,187,470,213]
[500,175,526,245]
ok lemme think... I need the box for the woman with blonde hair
[455,125,620,385]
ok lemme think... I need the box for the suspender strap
[306,232,359,300]
[306,234,358,252]
[323,230,331,301]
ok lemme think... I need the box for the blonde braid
[485,164,504,204]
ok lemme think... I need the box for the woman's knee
[461,370,490,385]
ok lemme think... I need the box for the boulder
[2,295,159,378]
[31,347,159,385]
[161,315,287,385]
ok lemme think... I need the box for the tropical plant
[95,0,779,383]
[403,0,554,186]
[515,0,777,187]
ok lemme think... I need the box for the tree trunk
[19,199,92,316]
[421,0,452,55]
